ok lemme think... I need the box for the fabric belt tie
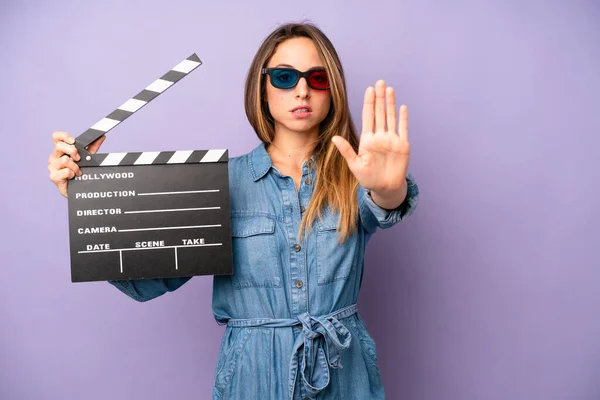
[226,303,358,399]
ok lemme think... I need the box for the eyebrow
[274,63,325,69]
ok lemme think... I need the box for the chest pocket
[316,207,359,286]
[231,214,282,289]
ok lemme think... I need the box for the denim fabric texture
[109,142,419,399]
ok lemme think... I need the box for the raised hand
[331,80,410,209]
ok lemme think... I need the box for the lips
[290,105,312,113]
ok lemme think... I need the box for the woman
[48,22,419,400]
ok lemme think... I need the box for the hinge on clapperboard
[73,54,202,166]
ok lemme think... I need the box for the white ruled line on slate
[117,224,222,233]
[124,207,221,214]
[137,189,220,196]
[78,243,223,254]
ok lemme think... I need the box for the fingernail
[67,137,74,144]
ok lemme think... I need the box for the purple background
[2,0,599,399]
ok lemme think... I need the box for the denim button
[305,177,311,185]
[294,244,301,252]
[300,206,305,213]
[296,280,303,288]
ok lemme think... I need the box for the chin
[293,117,325,130]
[277,121,314,134]
[293,124,320,135]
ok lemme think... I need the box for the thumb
[331,136,358,167]
[88,135,106,154]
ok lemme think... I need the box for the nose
[295,77,310,99]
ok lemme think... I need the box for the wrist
[369,180,408,210]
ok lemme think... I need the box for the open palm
[332,80,410,193]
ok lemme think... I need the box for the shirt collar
[249,142,272,181]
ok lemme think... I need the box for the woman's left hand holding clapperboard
[48,134,106,198]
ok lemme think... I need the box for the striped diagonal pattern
[76,54,202,148]
[95,149,228,166]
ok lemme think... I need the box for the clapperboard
[67,54,232,283]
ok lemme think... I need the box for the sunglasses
[262,67,330,90]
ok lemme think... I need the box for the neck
[268,125,319,168]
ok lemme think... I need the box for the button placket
[277,169,310,314]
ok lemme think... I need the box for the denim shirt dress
[108,142,419,399]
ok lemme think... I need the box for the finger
[386,87,396,134]
[52,131,75,145]
[52,141,80,161]
[374,80,386,133]
[87,135,106,154]
[398,105,409,142]
[62,155,82,176]
[361,86,375,134]
[49,166,76,185]
[331,136,358,167]
[51,154,82,177]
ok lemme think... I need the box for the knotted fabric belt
[226,303,358,399]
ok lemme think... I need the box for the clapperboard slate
[67,54,233,283]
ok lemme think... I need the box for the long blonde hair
[244,22,360,243]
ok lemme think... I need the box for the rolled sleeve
[358,172,419,233]
[107,277,192,302]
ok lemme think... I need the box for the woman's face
[265,37,332,137]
